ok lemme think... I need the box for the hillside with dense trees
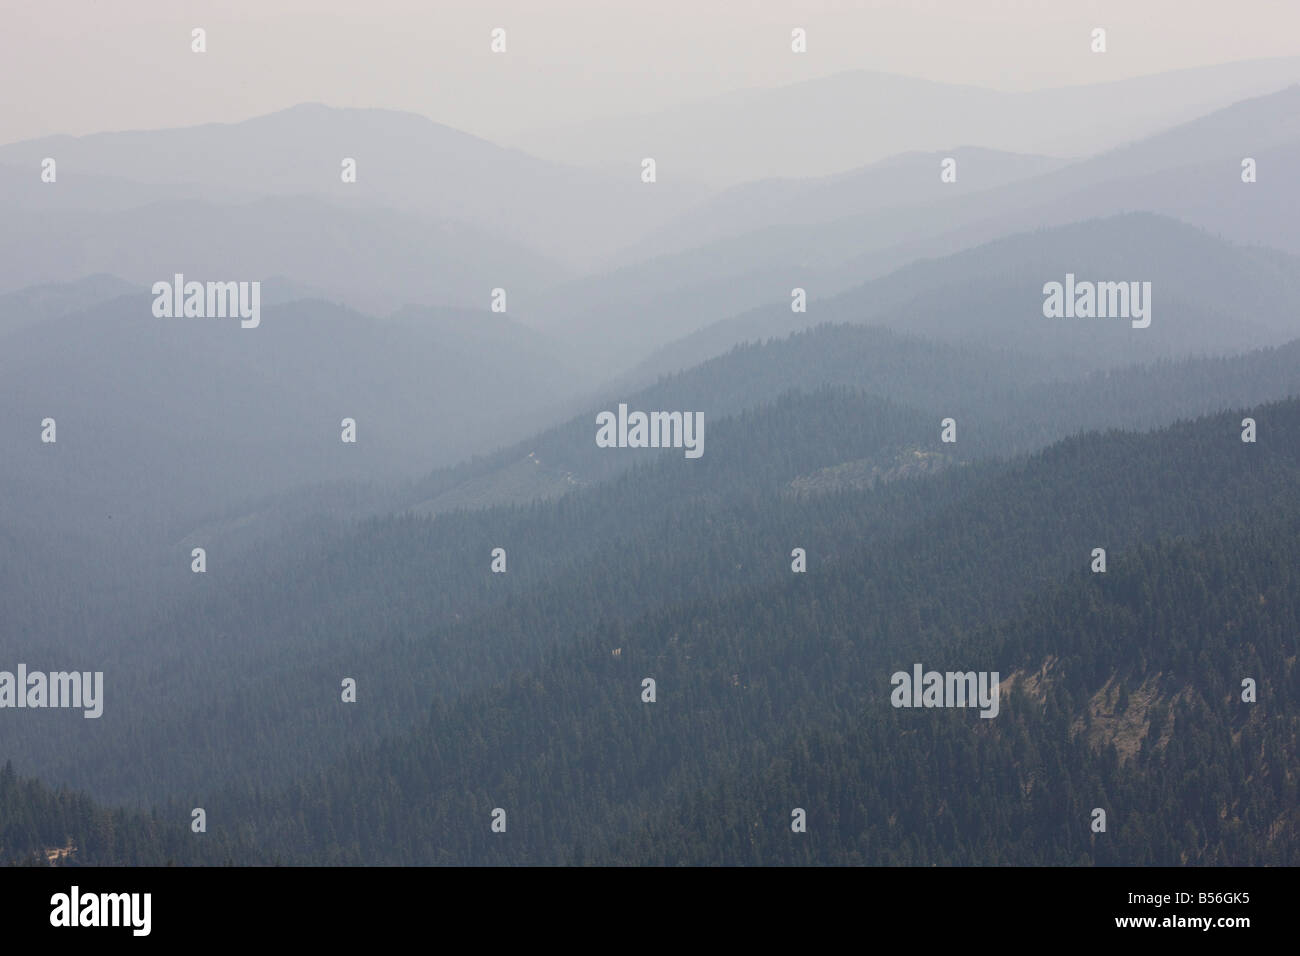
[5,398,1294,865]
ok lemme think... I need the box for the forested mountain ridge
[213,398,1299,865]
[590,516,1300,865]
[5,397,1293,865]
[205,395,1300,868]
[3,388,940,801]
[399,322,1300,520]
[6,322,1300,807]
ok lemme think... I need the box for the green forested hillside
[0,761,199,867]
[401,324,1300,511]
[593,518,1300,865]
[204,400,1292,865]
[7,397,1291,865]
[10,349,1299,807]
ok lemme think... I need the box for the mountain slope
[625,214,1300,379]
[592,515,1300,865]
[405,319,1300,517]
[6,393,1298,864]
[512,59,1300,183]
[616,147,1067,264]
[0,104,705,272]
[182,398,1300,864]
[536,87,1300,364]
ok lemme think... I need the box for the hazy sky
[4,0,1299,144]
